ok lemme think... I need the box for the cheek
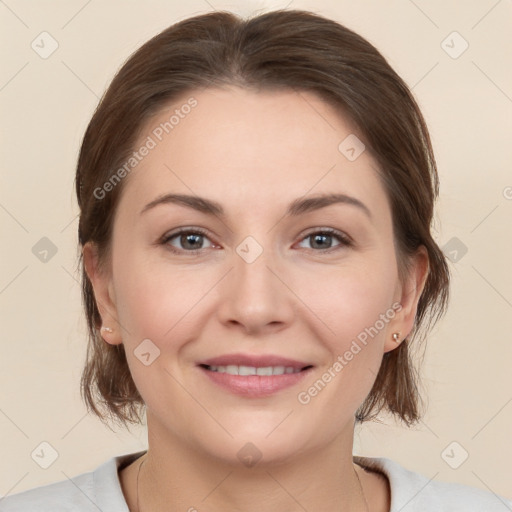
[300,258,398,346]
[111,255,205,408]
[115,265,208,341]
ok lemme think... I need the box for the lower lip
[198,366,313,397]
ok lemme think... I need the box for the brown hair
[76,9,450,430]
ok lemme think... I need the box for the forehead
[115,86,388,222]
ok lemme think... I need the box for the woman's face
[86,86,425,464]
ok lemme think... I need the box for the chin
[200,430,313,469]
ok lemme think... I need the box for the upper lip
[198,353,313,370]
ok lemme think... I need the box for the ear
[384,245,430,353]
[82,241,123,346]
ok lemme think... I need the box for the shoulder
[0,451,145,512]
[354,455,512,512]
[0,470,95,512]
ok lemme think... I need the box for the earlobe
[82,242,123,345]
[383,330,404,353]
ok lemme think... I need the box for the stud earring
[392,332,401,343]
[101,326,113,333]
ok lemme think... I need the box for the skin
[83,86,429,512]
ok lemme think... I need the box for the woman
[2,8,510,512]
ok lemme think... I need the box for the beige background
[1,0,511,501]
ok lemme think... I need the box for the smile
[198,364,314,397]
[202,364,310,375]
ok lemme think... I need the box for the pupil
[312,234,330,249]
[183,234,202,249]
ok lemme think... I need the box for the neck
[130,414,373,512]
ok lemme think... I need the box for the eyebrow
[140,192,372,220]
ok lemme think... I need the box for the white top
[1,450,510,511]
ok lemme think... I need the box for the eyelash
[159,227,353,255]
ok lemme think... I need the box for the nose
[216,240,295,336]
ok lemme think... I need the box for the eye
[160,227,352,255]
[160,228,215,253]
[296,228,352,252]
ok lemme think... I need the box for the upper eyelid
[300,226,351,240]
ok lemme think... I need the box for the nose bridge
[216,231,293,333]
[233,233,279,302]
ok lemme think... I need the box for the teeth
[207,365,302,375]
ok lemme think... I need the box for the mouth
[198,363,313,375]
[196,354,314,397]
